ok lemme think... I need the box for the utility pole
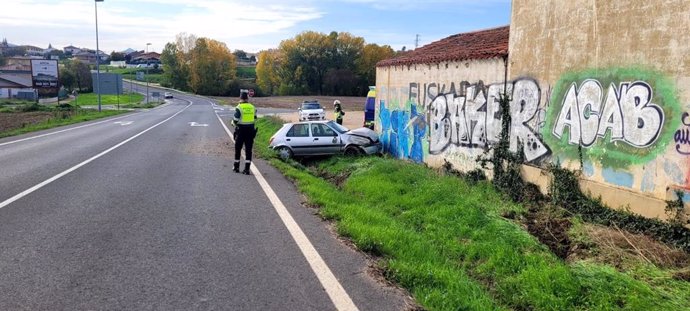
[145,43,151,105]
[415,34,420,49]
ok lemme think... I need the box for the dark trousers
[235,125,255,162]
[336,118,343,125]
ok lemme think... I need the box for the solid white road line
[0,102,193,210]
[216,113,359,311]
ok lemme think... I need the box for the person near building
[232,90,257,175]
[333,100,345,125]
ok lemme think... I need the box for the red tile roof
[377,25,509,67]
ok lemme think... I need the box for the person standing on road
[232,90,257,175]
[333,100,345,125]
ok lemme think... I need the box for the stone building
[375,0,690,220]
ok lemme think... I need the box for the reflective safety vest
[237,102,256,125]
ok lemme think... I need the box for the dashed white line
[0,102,193,210]
[215,113,359,311]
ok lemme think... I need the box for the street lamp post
[146,43,151,105]
[95,0,104,112]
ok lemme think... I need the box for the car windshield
[327,120,349,134]
[301,102,321,110]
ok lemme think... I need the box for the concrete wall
[376,0,690,220]
[508,0,690,218]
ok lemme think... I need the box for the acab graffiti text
[553,80,664,148]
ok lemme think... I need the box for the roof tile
[377,25,509,67]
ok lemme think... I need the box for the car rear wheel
[276,146,293,160]
[344,146,362,156]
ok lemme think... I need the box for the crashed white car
[298,100,325,121]
[269,120,382,159]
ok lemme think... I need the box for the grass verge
[73,92,144,106]
[0,109,129,139]
[253,117,690,311]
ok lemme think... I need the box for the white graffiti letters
[429,79,549,162]
[553,81,663,148]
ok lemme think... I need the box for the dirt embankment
[0,112,54,133]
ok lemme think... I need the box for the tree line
[159,31,395,97]
[159,33,239,96]
[257,31,394,96]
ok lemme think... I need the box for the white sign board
[30,59,59,88]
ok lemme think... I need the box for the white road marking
[188,122,209,127]
[114,121,134,126]
[0,114,133,147]
[215,113,359,311]
[0,102,193,210]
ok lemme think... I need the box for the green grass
[105,67,163,84]
[252,117,690,311]
[0,109,129,139]
[237,66,256,79]
[73,92,144,106]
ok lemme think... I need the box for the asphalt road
[0,84,410,310]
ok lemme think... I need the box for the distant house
[0,57,35,99]
[20,45,44,56]
[74,50,109,65]
[130,52,161,66]
[63,45,81,55]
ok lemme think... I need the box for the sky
[0,0,511,54]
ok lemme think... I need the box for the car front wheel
[276,146,293,160]
[344,146,362,156]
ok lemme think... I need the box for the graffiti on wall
[428,78,550,162]
[543,68,681,168]
[379,100,426,163]
[378,67,681,175]
[674,112,690,155]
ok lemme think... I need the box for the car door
[284,123,312,156]
[311,123,341,154]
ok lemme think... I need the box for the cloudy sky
[1,0,511,54]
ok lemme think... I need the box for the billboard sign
[91,73,123,95]
[30,59,59,88]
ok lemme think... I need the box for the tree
[357,43,394,93]
[45,49,65,60]
[110,51,126,61]
[3,46,26,57]
[59,66,76,91]
[64,60,93,92]
[256,49,282,95]
[274,30,371,96]
[160,42,189,90]
[175,32,198,54]
[233,49,247,60]
[188,38,236,95]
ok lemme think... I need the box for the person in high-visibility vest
[333,100,345,125]
[232,90,257,175]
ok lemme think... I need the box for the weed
[666,190,689,227]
